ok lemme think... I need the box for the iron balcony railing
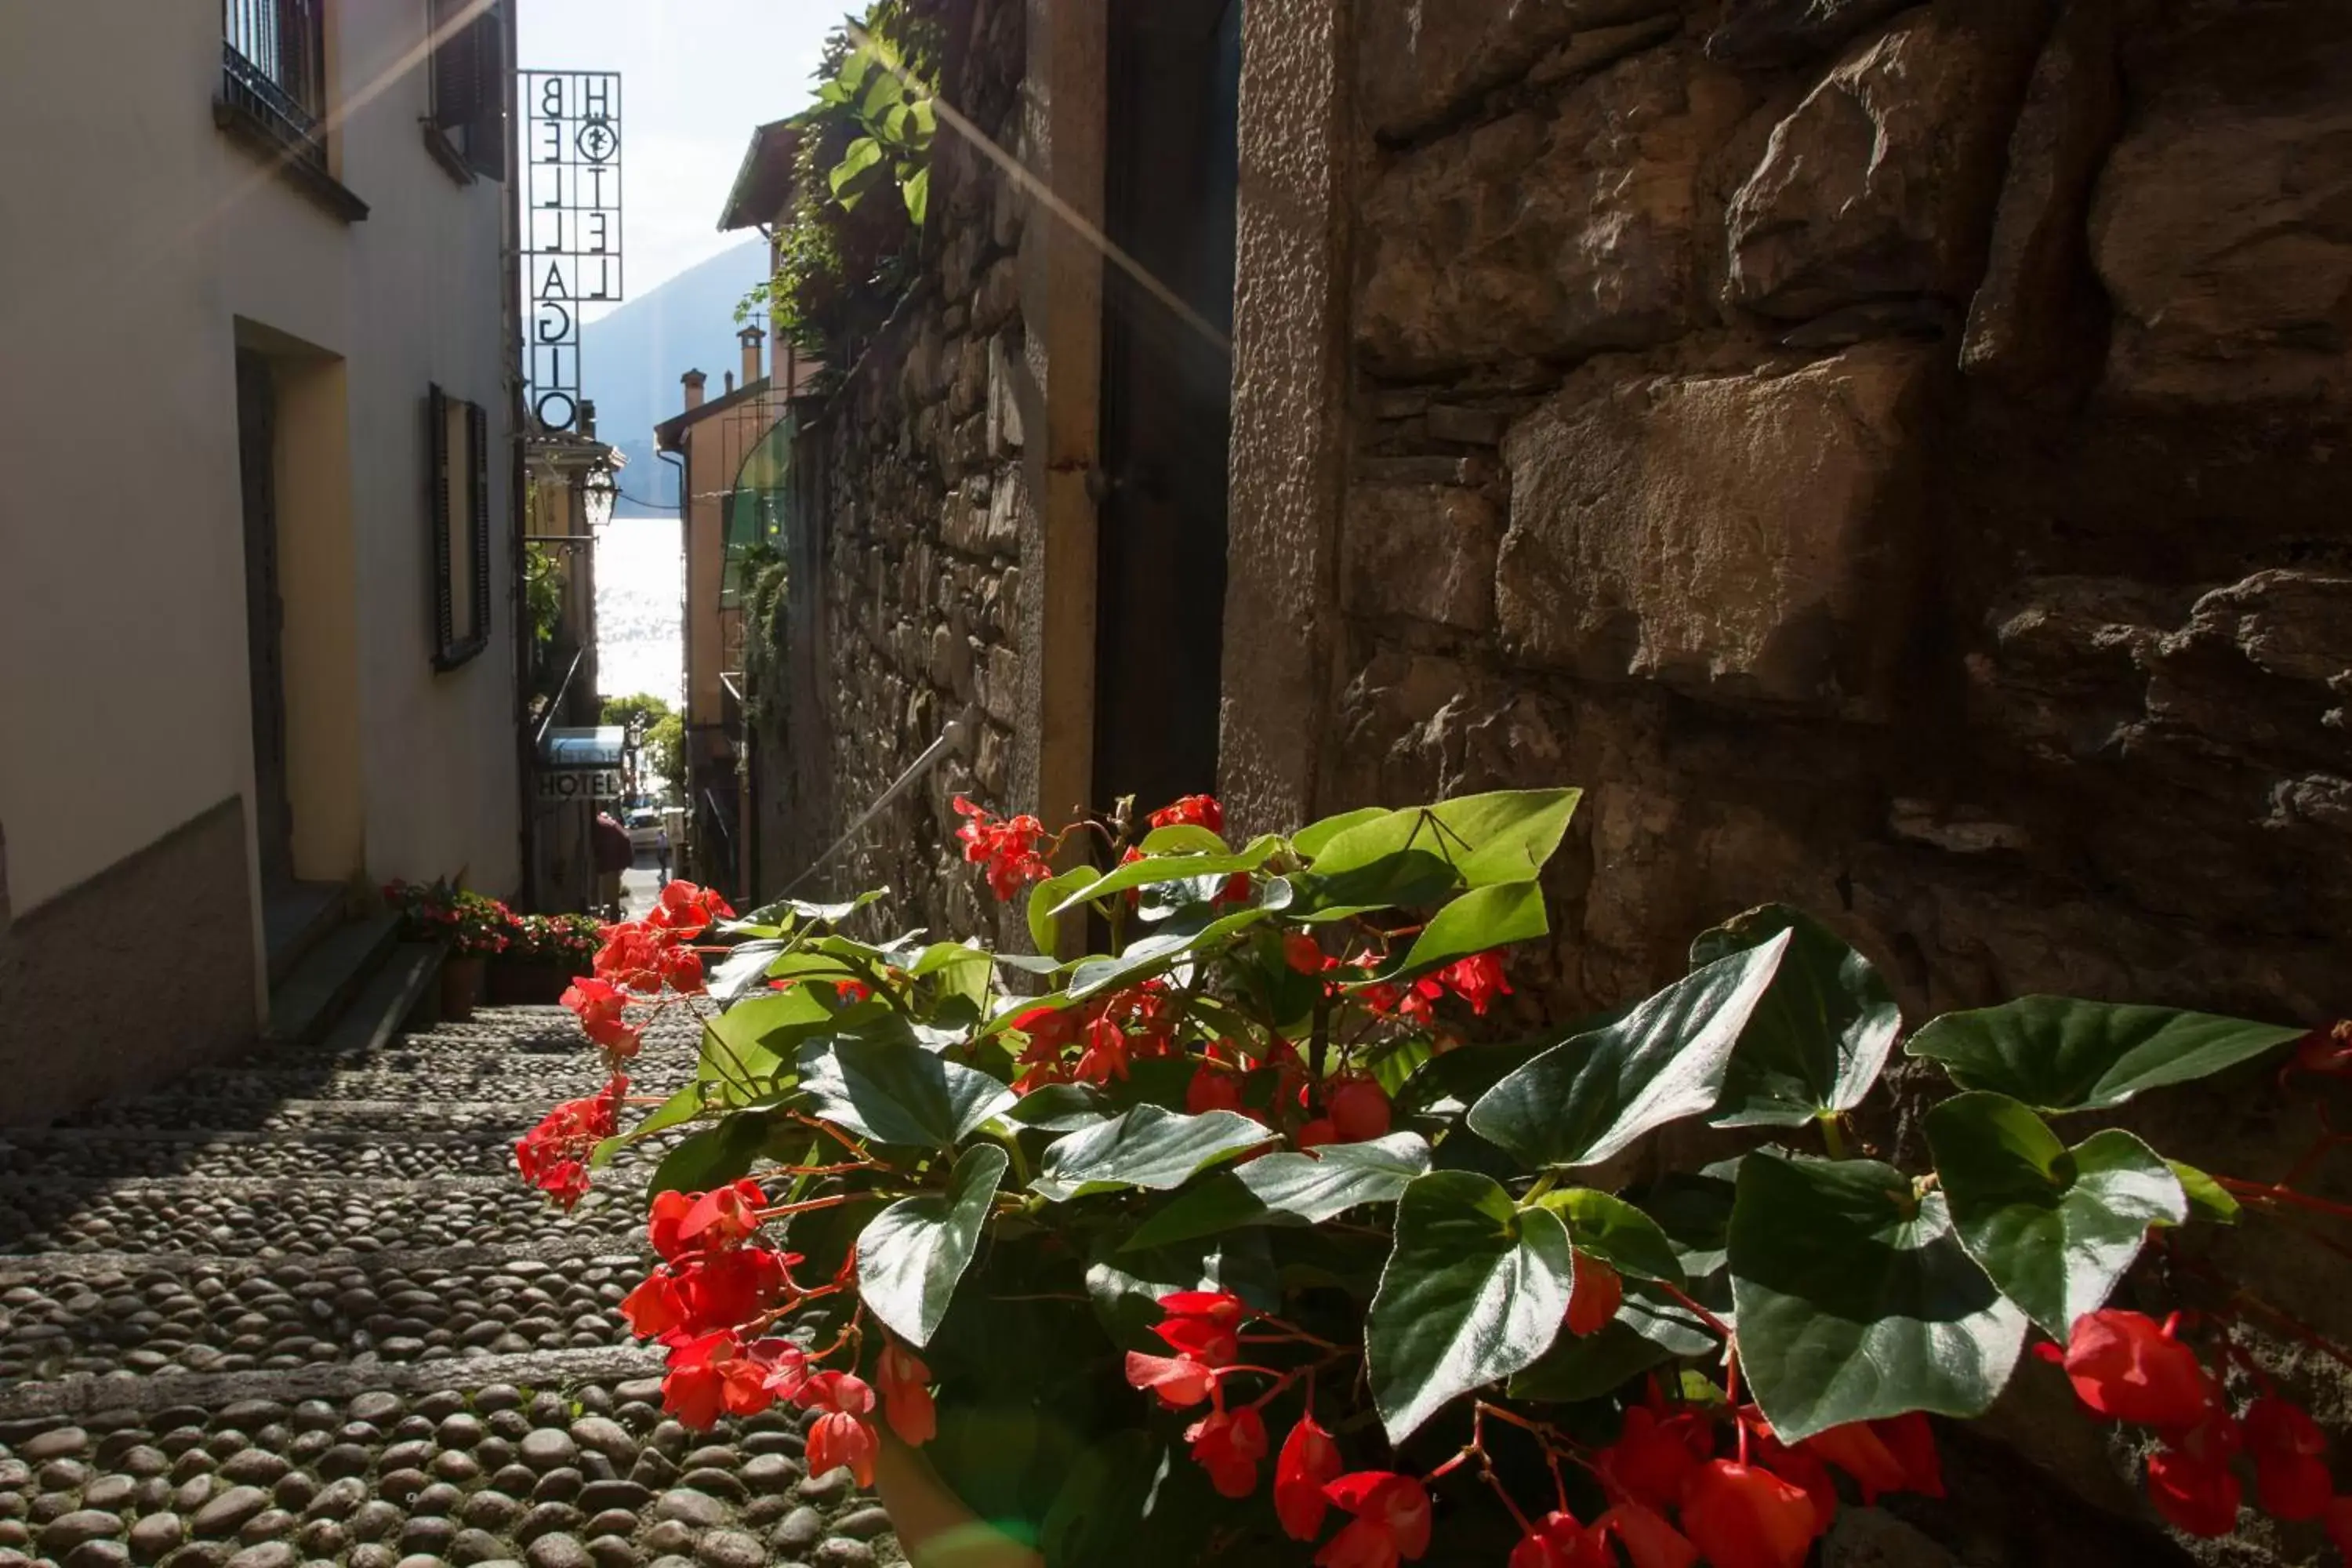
[222,0,328,169]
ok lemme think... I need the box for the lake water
[594,513,683,706]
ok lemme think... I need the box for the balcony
[216,0,368,220]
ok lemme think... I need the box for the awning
[540,725,627,769]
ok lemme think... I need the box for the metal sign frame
[520,69,622,434]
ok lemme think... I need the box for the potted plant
[515,789,2347,1566]
[491,912,602,1005]
[387,879,515,1023]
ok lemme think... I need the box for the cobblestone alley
[0,1005,900,1568]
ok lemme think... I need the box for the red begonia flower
[1274,1414,1343,1541]
[1509,1511,1612,1568]
[1316,1472,1432,1568]
[1149,794,1224,833]
[1283,931,1324,975]
[593,920,670,993]
[2325,1494,2352,1559]
[658,942,705,994]
[953,796,1051,900]
[1185,1406,1268,1499]
[660,1330,774,1428]
[1296,1118,1338,1150]
[646,879,733,939]
[1152,1290,1250,1367]
[1124,1351,1216,1410]
[1565,1253,1623,1338]
[648,1189,693,1260]
[2247,1398,2330,1521]
[619,1272,687,1342]
[2146,1445,2241,1537]
[514,1076,626,1210]
[1748,1431,1838,1537]
[1679,1459,1822,1568]
[877,1341,936,1446]
[746,1337,808,1403]
[1595,1502,1697,1568]
[671,1247,793,1334]
[1327,1078,1392,1144]
[1076,1013,1132,1085]
[1598,1405,1711,1513]
[800,1371,879,1476]
[1186,1064,1244,1116]
[1800,1411,1942,1501]
[679,1178,767,1250]
[2042,1310,2214,1428]
[1438,951,1512,1015]
[561,978,643,1055]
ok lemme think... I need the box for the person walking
[655,826,673,884]
[592,810,632,919]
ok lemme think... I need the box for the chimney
[578,399,597,439]
[681,369,706,411]
[738,325,765,387]
[724,371,735,395]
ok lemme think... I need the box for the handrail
[533,645,587,747]
[779,717,967,898]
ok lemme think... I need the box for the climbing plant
[521,789,2352,1566]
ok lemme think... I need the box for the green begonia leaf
[1366,1171,1576,1443]
[1729,1151,2030,1441]
[1925,1091,2185,1337]
[1391,882,1548,978]
[2169,1160,2241,1226]
[1508,1283,1716,1402]
[646,1116,766,1200]
[856,1145,1009,1347]
[1691,905,1900,1127]
[1468,931,1791,1169]
[1027,867,1097,955]
[1049,837,1282,914]
[1306,789,1581,888]
[794,1037,1014,1150]
[1120,1134,1432,1252]
[1535,1189,1685,1283]
[1031,1106,1273,1202]
[1906,997,2305,1112]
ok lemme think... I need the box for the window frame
[428,384,495,671]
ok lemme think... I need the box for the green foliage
[642,713,684,797]
[576,785,2310,1563]
[742,2,941,361]
[524,542,564,649]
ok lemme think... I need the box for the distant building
[0,0,524,1120]
[652,122,823,898]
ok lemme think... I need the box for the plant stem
[1818,1115,1849,1160]
[1523,1171,1562,1205]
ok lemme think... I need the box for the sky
[517,0,841,319]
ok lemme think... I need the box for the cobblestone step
[0,1004,905,1568]
[0,1178,641,1260]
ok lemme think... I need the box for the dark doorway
[1091,0,1241,822]
[236,349,296,898]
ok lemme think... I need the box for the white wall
[0,0,520,923]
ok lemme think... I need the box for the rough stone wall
[1327,0,2352,1026]
[774,0,1029,940]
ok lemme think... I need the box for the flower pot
[439,953,485,1022]
[875,1437,1043,1568]
[487,959,579,1006]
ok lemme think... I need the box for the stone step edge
[63,1099,580,1122]
[0,1240,649,1281]
[0,1173,536,1197]
[0,1343,666,1423]
[0,1117,616,1149]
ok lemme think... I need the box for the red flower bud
[1274,1414,1344,1541]
[1283,931,1325,975]
[1316,1472,1432,1567]
[2146,1446,2241,1537]
[1185,1406,1268,1499]
[877,1341,936,1447]
[2042,1310,2215,1428]
[1123,1352,1216,1410]
[1327,1078,1393,1144]
[1565,1254,1623,1338]
[1598,1406,1711,1513]
[1679,1460,1823,1568]
[1510,1511,1612,1568]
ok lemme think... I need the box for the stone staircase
[0,1007,902,1568]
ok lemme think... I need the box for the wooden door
[237,349,296,893]
[1091,0,1242,821]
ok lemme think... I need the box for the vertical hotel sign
[520,71,622,434]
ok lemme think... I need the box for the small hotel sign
[536,769,622,804]
[520,70,623,434]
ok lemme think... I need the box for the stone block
[1704,0,1909,67]
[939,492,988,557]
[1357,0,1679,143]
[1341,485,1501,632]
[1958,0,2122,398]
[1425,405,1508,445]
[972,256,1021,335]
[949,336,987,419]
[986,332,1026,455]
[1725,5,2044,320]
[985,463,1025,551]
[2088,4,2352,407]
[1495,343,1933,712]
[1357,45,1744,377]
[980,643,1020,724]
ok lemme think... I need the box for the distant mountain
[578,240,772,516]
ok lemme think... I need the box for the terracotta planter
[875,1437,1043,1568]
[439,953,485,1022]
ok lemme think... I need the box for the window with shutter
[424,0,507,184]
[429,384,497,670]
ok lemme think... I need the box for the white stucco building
[0,0,524,1121]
